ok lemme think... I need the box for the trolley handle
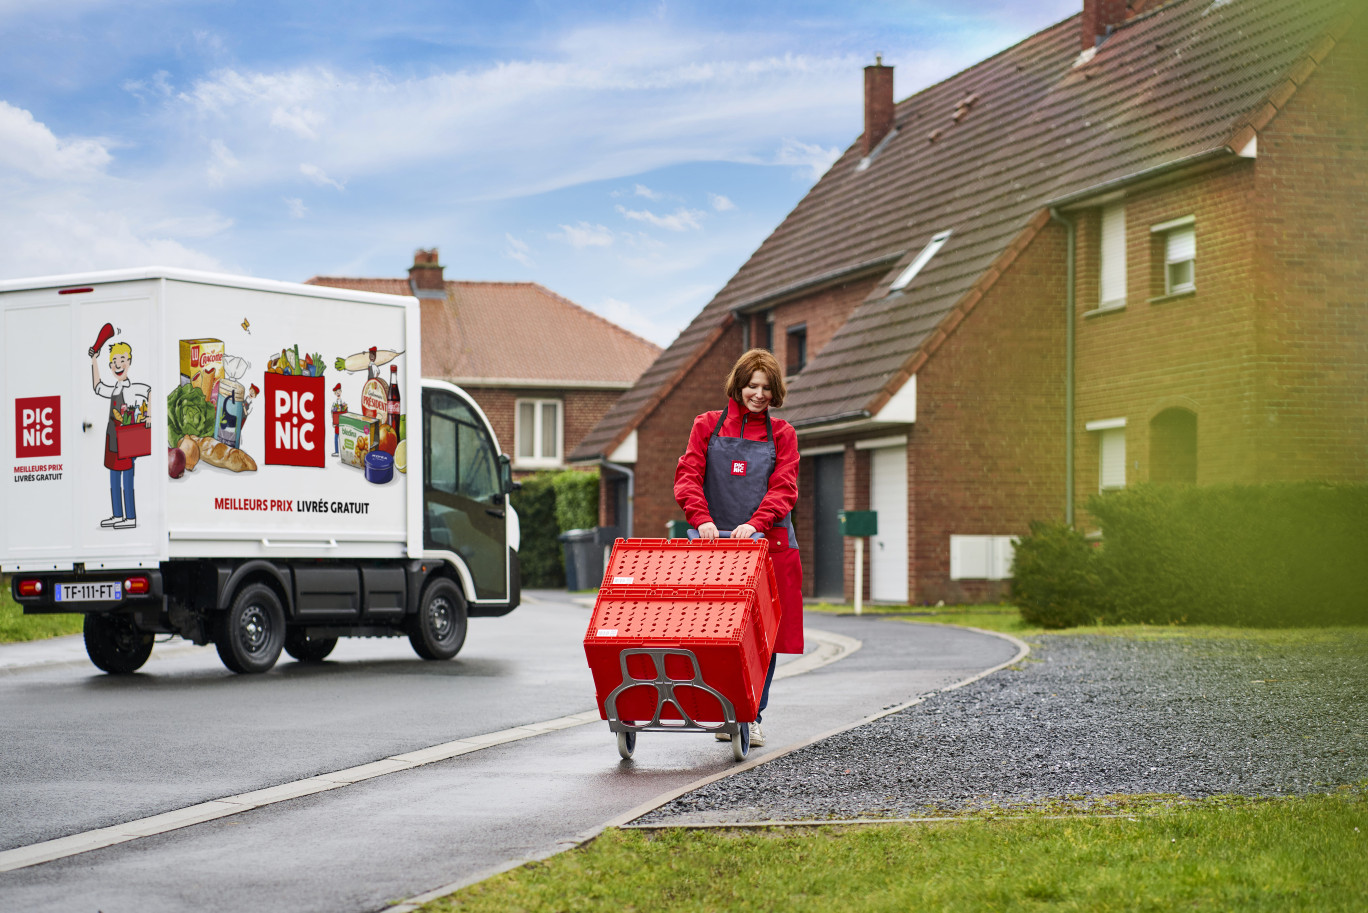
[686,528,764,540]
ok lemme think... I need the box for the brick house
[571,0,1367,604]
[309,250,660,476]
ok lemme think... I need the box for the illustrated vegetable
[168,446,186,479]
[166,383,216,447]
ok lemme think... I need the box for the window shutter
[1166,226,1196,263]
[1100,203,1126,307]
[1099,427,1126,490]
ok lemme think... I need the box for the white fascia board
[1084,417,1127,431]
[450,377,634,390]
[1237,135,1257,158]
[1150,215,1195,234]
[854,435,908,451]
[608,430,638,464]
[871,374,916,424]
[799,444,845,457]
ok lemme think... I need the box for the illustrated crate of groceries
[583,535,781,762]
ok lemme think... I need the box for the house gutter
[600,460,635,537]
[1048,207,1076,528]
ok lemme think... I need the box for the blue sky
[1,1,1080,346]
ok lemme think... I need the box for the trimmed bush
[551,469,600,533]
[510,468,601,588]
[1010,521,1110,629]
[510,473,564,588]
[1012,482,1368,628]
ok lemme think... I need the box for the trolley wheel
[616,729,637,760]
[731,724,750,761]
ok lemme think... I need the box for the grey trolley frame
[604,647,751,761]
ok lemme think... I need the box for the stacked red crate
[584,538,780,725]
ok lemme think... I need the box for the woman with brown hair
[674,348,804,747]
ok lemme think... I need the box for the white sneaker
[749,722,765,747]
[101,516,123,527]
[114,518,137,529]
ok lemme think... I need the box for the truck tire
[216,583,286,674]
[284,630,337,663]
[409,578,467,660]
[84,613,154,674]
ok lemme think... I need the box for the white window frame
[890,230,952,291]
[1152,216,1196,297]
[514,398,563,469]
[949,535,1017,581]
[1086,417,1127,492]
[1099,202,1127,310]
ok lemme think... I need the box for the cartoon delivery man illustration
[91,339,150,529]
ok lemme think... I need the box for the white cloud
[0,202,226,277]
[550,221,615,249]
[634,183,664,200]
[284,197,307,219]
[595,297,685,348]
[207,138,239,186]
[708,193,736,212]
[616,204,705,232]
[773,138,841,180]
[299,163,345,190]
[504,233,535,268]
[0,101,111,179]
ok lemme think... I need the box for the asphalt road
[0,593,1017,913]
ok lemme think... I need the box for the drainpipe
[600,459,634,538]
[1049,208,1076,527]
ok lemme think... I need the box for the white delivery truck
[2,268,520,674]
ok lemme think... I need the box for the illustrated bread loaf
[176,435,201,472]
[190,436,257,473]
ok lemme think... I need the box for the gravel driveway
[639,627,1368,824]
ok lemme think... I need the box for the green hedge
[1012,482,1368,629]
[510,469,600,588]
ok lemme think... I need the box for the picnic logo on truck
[14,395,61,458]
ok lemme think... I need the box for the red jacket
[674,399,799,533]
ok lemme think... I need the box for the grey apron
[702,407,797,548]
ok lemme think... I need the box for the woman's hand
[732,523,757,540]
[697,522,720,540]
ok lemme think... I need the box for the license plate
[56,582,123,602]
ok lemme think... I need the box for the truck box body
[3,268,518,673]
[3,269,422,569]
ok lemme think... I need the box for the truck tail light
[123,576,151,595]
[17,578,43,597]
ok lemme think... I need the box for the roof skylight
[890,230,952,291]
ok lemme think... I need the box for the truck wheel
[409,578,467,660]
[284,630,337,663]
[216,583,285,674]
[84,613,154,674]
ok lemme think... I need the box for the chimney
[1081,0,1131,50]
[862,56,895,158]
[408,248,444,292]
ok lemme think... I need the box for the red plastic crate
[584,538,782,725]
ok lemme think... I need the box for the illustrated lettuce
[167,383,216,446]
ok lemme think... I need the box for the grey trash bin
[557,528,603,591]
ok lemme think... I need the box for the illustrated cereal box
[178,338,224,403]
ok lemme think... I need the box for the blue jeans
[110,461,136,519]
[756,654,778,723]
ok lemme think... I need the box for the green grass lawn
[425,789,1367,912]
[0,575,84,643]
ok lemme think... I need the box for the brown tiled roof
[304,277,660,386]
[572,0,1354,456]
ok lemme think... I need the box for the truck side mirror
[499,454,518,494]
